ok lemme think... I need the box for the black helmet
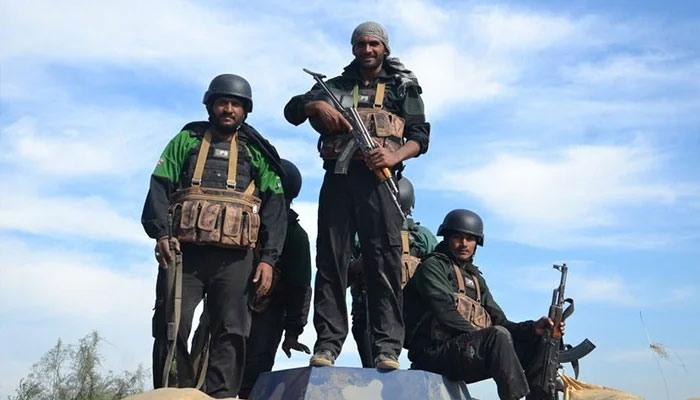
[280,159,302,201]
[437,209,484,246]
[203,74,253,112]
[397,177,414,214]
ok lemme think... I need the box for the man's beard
[209,113,243,135]
[356,54,384,71]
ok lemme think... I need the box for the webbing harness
[192,130,256,194]
[352,82,386,109]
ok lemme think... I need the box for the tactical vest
[319,82,405,160]
[169,130,262,249]
[430,264,492,341]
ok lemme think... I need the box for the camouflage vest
[170,130,262,249]
[319,82,405,160]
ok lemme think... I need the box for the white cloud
[0,190,150,244]
[0,238,153,319]
[404,43,511,115]
[466,7,576,51]
[433,142,679,246]
[565,53,700,87]
[506,263,697,308]
[0,0,348,122]
[389,0,449,39]
[0,109,187,178]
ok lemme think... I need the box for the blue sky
[1,0,699,399]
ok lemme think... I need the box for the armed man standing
[141,74,286,398]
[349,177,437,367]
[284,21,430,370]
[403,209,564,400]
[238,159,313,399]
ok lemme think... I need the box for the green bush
[10,332,147,400]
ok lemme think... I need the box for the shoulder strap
[226,133,239,189]
[452,264,466,294]
[471,273,482,302]
[374,82,386,109]
[191,130,239,190]
[400,230,410,255]
[352,82,386,109]
[353,84,359,108]
[244,180,256,195]
[191,130,212,186]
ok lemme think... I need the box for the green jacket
[404,241,535,352]
[406,219,438,257]
[141,121,287,265]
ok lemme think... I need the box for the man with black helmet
[348,177,436,367]
[403,209,564,400]
[141,74,286,398]
[284,21,430,370]
[238,159,313,398]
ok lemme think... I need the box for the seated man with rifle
[403,209,594,400]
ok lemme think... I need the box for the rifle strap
[452,264,481,302]
[191,130,241,190]
[162,251,183,387]
[400,230,410,255]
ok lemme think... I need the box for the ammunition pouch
[318,82,405,160]
[430,264,492,341]
[170,186,261,249]
[170,130,262,249]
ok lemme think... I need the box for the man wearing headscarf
[284,21,431,370]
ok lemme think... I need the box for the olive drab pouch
[319,82,404,160]
[169,130,262,249]
[400,230,421,289]
[430,264,492,341]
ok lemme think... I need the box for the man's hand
[365,144,400,169]
[534,316,566,336]
[304,101,353,134]
[281,334,311,358]
[155,237,180,269]
[253,262,274,297]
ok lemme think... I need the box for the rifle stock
[162,214,183,387]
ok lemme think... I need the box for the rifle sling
[452,264,480,302]
[162,251,183,387]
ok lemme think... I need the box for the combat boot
[309,349,335,367]
[374,353,400,370]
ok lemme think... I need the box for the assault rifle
[303,68,405,220]
[540,263,596,399]
[161,213,183,387]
